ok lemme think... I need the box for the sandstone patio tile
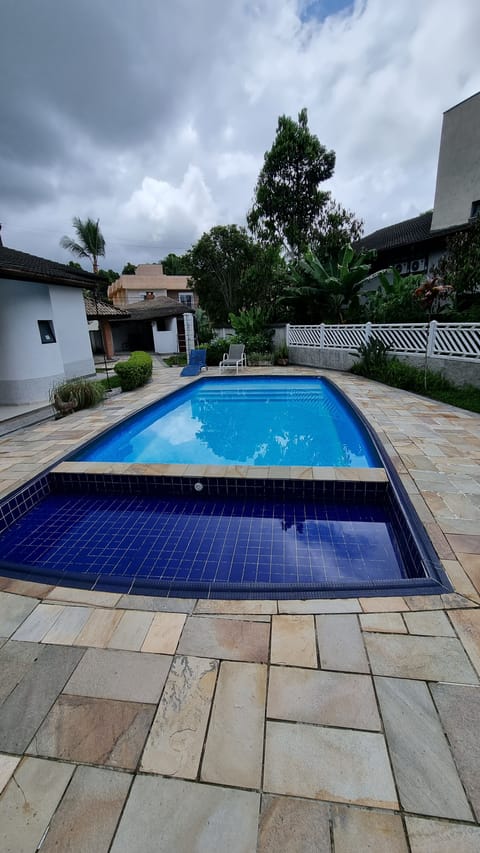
[194,598,277,615]
[359,596,409,612]
[141,612,186,653]
[263,721,397,809]
[449,608,480,675]
[332,804,408,853]
[364,632,478,682]
[359,612,407,633]
[0,754,20,794]
[271,615,317,667]
[42,604,92,644]
[46,587,122,607]
[279,598,360,613]
[39,765,132,853]
[64,647,172,703]
[375,676,473,820]
[110,775,259,853]
[117,594,196,613]
[74,608,124,647]
[1,579,53,598]
[107,610,154,651]
[441,559,480,602]
[0,756,74,853]
[0,591,38,636]
[0,644,85,753]
[177,615,270,662]
[0,640,45,704]
[446,533,480,554]
[459,552,480,595]
[201,660,267,788]
[403,609,456,636]
[29,695,155,770]
[141,655,218,778]
[267,666,381,730]
[431,682,480,821]
[257,795,331,853]
[316,614,369,673]
[406,816,480,853]
[11,602,64,641]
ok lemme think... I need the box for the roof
[0,246,100,288]
[357,211,470,254]
[124,295,194,321]
[84,295,130,319]
[357,212,434,252]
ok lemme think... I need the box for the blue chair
[180,349,207,376]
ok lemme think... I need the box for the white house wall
[0,279,65,403]
[152,317,177,353]
[49,286,95,379]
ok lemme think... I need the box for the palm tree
[60,217,105,274]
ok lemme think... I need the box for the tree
[97,268,120,300]
[188,225,268,325]
[122,262,137,275]
[366,269,426,324]
[161,252,192,275]
[436,216,480,313]
[247,108,362,259]
[284,244,374,323]
[60,217,105,274]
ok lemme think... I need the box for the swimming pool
[73,377,381,468]
[0,376,451,599]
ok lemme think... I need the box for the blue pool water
[0,490,413,594]
[74,377,381,468]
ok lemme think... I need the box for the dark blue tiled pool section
[0,471,452,599]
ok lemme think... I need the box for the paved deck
[0,364,479,852]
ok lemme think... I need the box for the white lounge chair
[219,344,246,374]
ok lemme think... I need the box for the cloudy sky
[1,0,480,272]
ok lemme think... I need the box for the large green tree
[60,217,106,274]
[247,108,362,259]
[188,225,283,325]
[161,252,192,275]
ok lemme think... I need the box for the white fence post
[320,323,325,349]
[365,322,372,344]
[427,321,437,357]
[286,324,291,346]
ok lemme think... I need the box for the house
[0,242,98,405]
[107,295,195,355]
[108,264,198,310]
[357,92,480,279]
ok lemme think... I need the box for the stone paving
[0,363,480,851]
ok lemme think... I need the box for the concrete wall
[288,345,480,387]
[431,93,480,230]
[49,286,95,379]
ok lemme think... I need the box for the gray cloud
[1,0,480,271]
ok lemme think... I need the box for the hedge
[114,351,153,391]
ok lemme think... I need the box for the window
[179,292,193,308]
[470,200,480,219]
[156,319,167,332]
[38,320,56,344]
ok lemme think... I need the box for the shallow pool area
[73,376,381,468]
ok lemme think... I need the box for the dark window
[38,320,56,344]
[156,319,167,331]
[179,292,193,307]
[470,200,480,219]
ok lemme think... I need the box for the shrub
[51,378,105,412]
[114,351,153,391]
[164,354,188,367]
[351,338,391,379]
[247,351,274,366]
[206,338,232,366]
[96,375,122,392]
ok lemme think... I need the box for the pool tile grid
[1,364,480,849]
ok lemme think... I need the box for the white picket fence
[287,322,480,361]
